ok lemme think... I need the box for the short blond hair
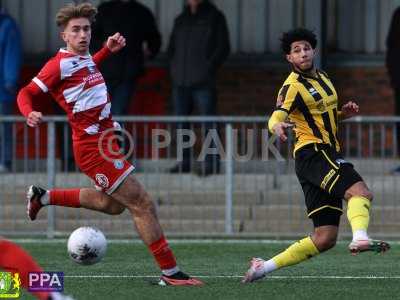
[55,2,97,28]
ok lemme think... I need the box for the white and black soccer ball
[67,226,107,265]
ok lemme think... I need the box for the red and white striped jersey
[32,48,114,141]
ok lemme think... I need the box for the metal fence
[0,115,400,239]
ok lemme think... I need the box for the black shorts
[295,143,363,225]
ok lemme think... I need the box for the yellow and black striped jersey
[276,69,340,153]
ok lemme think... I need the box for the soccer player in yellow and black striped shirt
[243,28,390,283]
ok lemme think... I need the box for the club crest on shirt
[95,174,109,188]
[316,101,326,112]
[114,160,124,170]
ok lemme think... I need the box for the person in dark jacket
[0,9,21,172]
[386,7,400,173]
[91,0,161,115]
[167,0,230,175]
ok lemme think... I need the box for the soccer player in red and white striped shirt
[17,3,202,286]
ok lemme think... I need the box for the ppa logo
[28,272,64,292]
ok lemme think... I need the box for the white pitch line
[11,239,400,245]
[64,275,400,280]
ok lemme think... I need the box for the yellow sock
[347,196,371,236]
[272,237,319,268]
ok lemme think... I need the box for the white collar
[59,48,91,58]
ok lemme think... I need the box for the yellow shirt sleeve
[278,84,299,113]
[268,110,288,133]
[268,84,298,133]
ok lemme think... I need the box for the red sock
[149,236,177,270]
[49,189,81,207]
[0,239,49,300]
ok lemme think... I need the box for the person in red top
[0,238,73,299]
[17,3,202,286]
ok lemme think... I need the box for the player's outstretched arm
[17,82,43,127]
[92,32,126,65]
[268,109,293,142]
[106,32,126,53]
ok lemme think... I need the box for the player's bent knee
[313,229,338,252]
[361,189,373,201]
[99,193,126,215]
[315,235,337,252]
[347,189,373,202]
[108,203,126,215]
[344,182,373,202]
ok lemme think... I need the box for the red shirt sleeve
[93,46,112,66]
[33,58,61,93]
[17,58,60,117]
[17,82,43,117]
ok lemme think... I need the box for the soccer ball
[67,226,107,265]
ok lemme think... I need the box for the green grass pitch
[15,240,400,300]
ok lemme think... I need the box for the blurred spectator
[91,0,161,115]
[386,7,400,173]
[0,8,21,172]
[167,0,230,176]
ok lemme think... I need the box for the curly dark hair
[280,28,317,54]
